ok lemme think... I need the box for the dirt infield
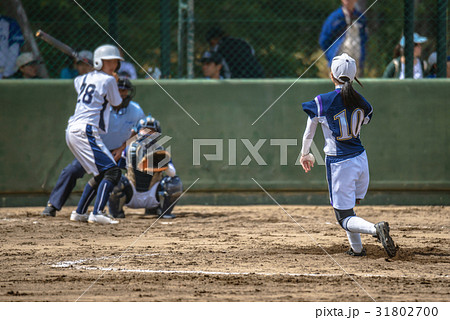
[0,205,448,302]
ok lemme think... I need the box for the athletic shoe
[70,211,89,222]
[161,213,176,219]
[41,203,57,217]
[375,221,397,258]
[346,248,366,257]
[155,208,176,219]
[88,212,119,225]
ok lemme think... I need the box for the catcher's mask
[117,77,135,109]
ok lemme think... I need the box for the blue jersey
[100,100,145,150]
[319,7,367,66]
[301,88,373,156]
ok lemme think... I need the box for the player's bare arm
[111,143,126,162]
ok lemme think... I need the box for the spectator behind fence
[145,66,162,80]
[117,48,137,79]
[382,33,427,79]
[426,52,437,78]
[9,52,42,79]
[319,0,368,76]
[206,26,264,78]
[60,50,93,78]
[426,52,450,78]
[200,51,224,80]
[448,56,450,78]
[0,15,25,79]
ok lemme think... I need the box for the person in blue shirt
[300,53,397,258]
[319,0,368,76]
[0,15,24,79]
[41,77,145,217]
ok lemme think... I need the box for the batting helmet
[93,44,124,70]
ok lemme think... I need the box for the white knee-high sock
[346,216,376,235]
[346,231,363,253]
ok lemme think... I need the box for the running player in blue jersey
[65,44,124,225]
[300,53,397,258]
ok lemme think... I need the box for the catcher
[108,115,182,219]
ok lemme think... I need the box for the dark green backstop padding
[0,79,448,205]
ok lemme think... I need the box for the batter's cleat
[88,212,119,225]
[346,248,366,257]
[41,203,57,217]
[70,211,89,222]
[375,221,397,258]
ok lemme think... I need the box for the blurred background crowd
[1,0,449,80]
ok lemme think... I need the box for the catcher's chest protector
[127,140,163,192]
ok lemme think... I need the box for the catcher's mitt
[137,148,171,173]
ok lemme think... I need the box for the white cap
[16,52,37,68]
[331,53,357,82]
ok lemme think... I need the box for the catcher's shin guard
[156,176,182,218]
[108,176,133,218]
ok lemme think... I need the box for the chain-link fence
[1,0,448,79]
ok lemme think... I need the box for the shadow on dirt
[277,243,449,262]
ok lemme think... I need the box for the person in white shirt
[382,33,428,79]
[41,77,145,218]
[66,44,124,225]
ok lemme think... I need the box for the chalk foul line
[50,255,448,279]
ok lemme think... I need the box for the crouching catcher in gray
[108,115,182,219]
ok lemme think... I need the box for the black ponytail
[335,76,370,115]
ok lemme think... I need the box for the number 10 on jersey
[333,108,365,141]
